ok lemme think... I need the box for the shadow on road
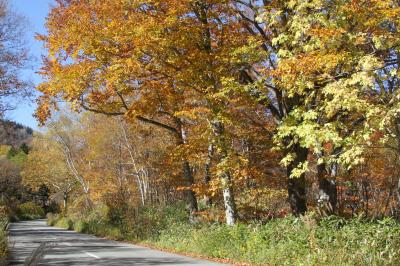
[7,220,226,266]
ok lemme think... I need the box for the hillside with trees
[0,118,51,219]
[3,0,400,265]
[0,120,33,148]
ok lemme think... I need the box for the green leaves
[274,107,343,173]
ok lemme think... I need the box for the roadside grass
[149,216,400,265]
[54,217,74,230]
[18,202,45,221]
[47,206,400,266]
[0,217,8,260]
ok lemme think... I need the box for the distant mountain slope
[0,120,33,148]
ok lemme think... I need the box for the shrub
[0,218,8,259]
[19,202,45,220]
[0,200,19,221]
[55,217,73,230]
[73,220,88,233]
[130,202,189,240]
[151,215,400,265]
[46,213,58,226]
[105,226,123,240]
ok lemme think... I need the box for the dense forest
[34,0,400,221]
[3,0,400,265]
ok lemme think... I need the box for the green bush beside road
[18,202,45,220]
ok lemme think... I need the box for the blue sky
[6,0,55,130]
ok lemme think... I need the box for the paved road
[7,220,227,265]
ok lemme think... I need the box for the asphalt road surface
[7,220,228,266]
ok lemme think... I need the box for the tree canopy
[31,0,400,225]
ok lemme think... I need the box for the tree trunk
[183,160,199,220]
[212,119,237,225]
[177,120,198,220]
[287,144,308,216]
[195,0,236,224]
[222,172,236,226]
[317,164,337,215]
[316,153,337,215]
[394,119,400,217]
[396,177,400,218]
[84,194,93,210]
[63,191,68,212]
[204,143,213,206]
